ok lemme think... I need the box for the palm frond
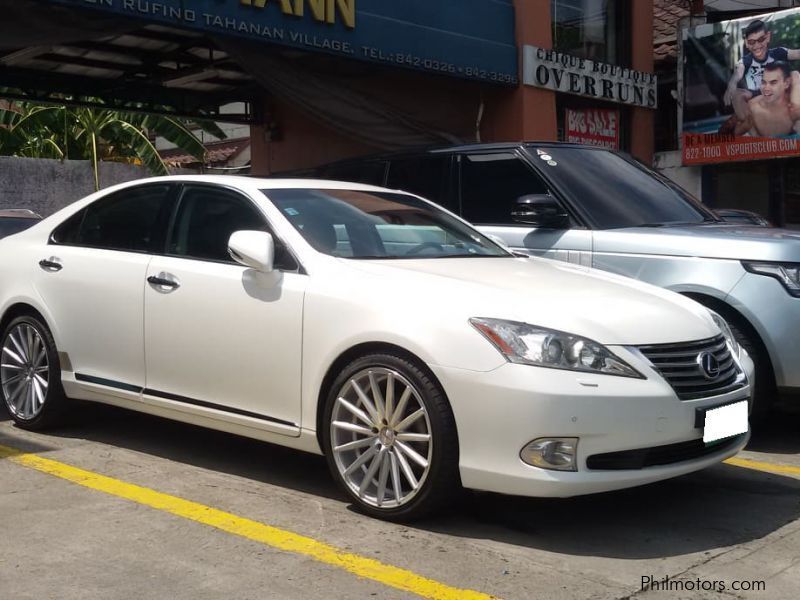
[0,126,22,154]
[191,119,228,141]
[0,106,22,128]
[138,113,208,161]
[111,119,170,176]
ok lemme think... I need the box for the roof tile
[653,0,690,62]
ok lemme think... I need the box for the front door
[143,184,306,434]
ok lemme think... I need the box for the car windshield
[526,147,719,229]
[0,217,38,238]
[264,188,510,259]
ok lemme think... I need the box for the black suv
[289,143,570,228]
[288,142,722,237]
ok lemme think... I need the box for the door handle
[39,258,63,272]
[147,274,180,290]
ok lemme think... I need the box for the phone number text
[360,47,518,84]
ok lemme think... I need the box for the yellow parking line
[0,444,495,600]
[725,456,800,478]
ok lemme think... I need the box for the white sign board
[523,45,657,109]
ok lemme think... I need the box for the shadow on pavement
[32,401,341,502]
[2,400,799,561]
[746,407,800,454]
[424,460,800,559]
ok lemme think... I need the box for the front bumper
[430,349,754,498]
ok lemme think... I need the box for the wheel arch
[0,300,69,368]
[314,341,455,451]
[0,302,51,338]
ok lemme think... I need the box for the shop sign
[565,108,619,149]
[44,0,518,85]
[682,7,800,165]
[522,45,657,109]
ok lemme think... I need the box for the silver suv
[305,143,800,415]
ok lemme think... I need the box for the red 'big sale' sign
[566,108,620,149]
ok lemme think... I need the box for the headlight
[743,261,800,298]
[470,318,643,378]
[707,310,740,357]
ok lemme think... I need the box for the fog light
[520,438,578,471]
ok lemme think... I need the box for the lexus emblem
[697,351,720,380]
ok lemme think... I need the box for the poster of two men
[683,7,800,164]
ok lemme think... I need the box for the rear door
[456,152,592,265]
[36,183,176,392]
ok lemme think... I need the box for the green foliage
[0,101,225,190]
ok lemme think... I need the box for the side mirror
[228,230,275,273]
[511,194,570,229]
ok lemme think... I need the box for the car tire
[727,320,775,420]
[321,353,460,521]
[1,314,69,430]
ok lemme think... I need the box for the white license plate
[703,400,749,443]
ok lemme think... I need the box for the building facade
[0,1,657,178]
[251,0,657,174]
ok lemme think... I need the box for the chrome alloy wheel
[1,323,50,420]
[331,367,433,509]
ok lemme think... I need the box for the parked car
[299,143,800,416]
[0,209,42,239]
[714,209,772,227]
[0,176,751,520]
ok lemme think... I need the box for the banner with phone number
[682,7,800,165]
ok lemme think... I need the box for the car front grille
[586,434,746,470]
[637,335,745,401]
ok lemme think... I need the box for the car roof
[430,141,594,154]
[286,141,606,171]
[99,175,407,195]
[0,209,42,219]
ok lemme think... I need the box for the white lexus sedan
[0,177,753,520]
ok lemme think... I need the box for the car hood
[338,256,717,346]
[594,223,800,262]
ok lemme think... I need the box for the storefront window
[551,0,628,65]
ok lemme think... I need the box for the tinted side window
[51,210,84,245]
[386,157,453,210]
[169,186,298,270]
[460,154,549,224]
[321,161,387,186]
[51,184,172,252]
[169,187,267,262]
